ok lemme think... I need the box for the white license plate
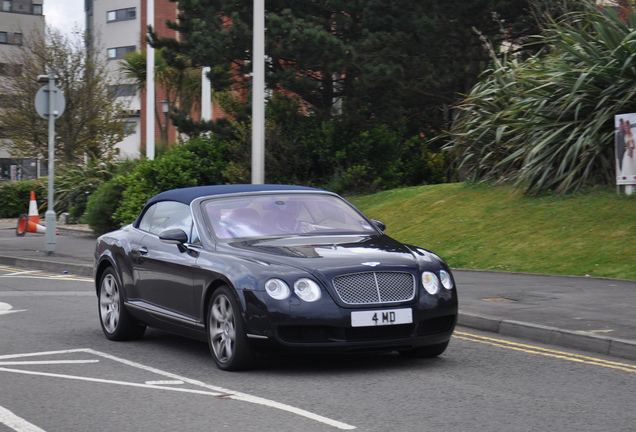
[351,308,412,327]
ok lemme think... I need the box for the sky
[44,0,86,38]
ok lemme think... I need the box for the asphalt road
[1,266,635,431]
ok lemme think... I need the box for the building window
[124,120,137,135]
[107,7,136,22]
[108,84,137,97]
[33,4,42,15]
[13,33,22,45]
[2,1,11,12]
[0,32,7,44]
[107,46,136,60]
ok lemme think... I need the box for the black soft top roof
[145,184,322,207]
[133,184,324,228]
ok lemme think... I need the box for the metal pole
[146,0,155,160]
[45,72,56,254]
[251,0,265,184]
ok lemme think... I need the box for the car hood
[223,234,423,273]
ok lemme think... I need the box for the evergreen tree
[152,0,539,135]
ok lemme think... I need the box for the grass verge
[349,183,636,280]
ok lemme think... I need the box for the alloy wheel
[99,273,120,334]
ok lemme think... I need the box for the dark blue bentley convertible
[94,184,458,370]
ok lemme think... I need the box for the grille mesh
[332,271,415,305]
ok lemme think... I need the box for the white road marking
[0,405,46,432]
[0,302,26,316]
[0,292,92,297]
[0,360,99,366]
[0,348,356,430]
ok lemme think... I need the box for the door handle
[138,246,149,255]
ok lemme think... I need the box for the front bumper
[241,289,458,354]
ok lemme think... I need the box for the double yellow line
[0,266,92,282]
[454,330,636,374]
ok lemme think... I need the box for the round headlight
[294,278,321,302]
[422,271,439,295]
[440,270,454,290]
[265,278,291,300]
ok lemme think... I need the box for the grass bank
[349,183,636,280]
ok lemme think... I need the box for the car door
[134,200,198,322]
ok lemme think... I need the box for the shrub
[446,2,636,195]
[0,180,46,218]
[84,136,231,232]
[54,162,124,223]
[84,175,129,235]
[113,136,230,226]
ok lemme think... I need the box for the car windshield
[203,193,377,239]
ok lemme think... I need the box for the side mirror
[371,219,386,233]
[159,228,188,246]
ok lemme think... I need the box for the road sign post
[35,73,65,255]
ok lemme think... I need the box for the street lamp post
[160,99,169,144]
[146,0,155,160]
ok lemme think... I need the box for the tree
[151,0,539,136]
[145,1,582,193]
[0,27,127,165]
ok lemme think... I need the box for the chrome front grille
[332,271,416,305]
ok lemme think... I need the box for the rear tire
[98,267,146,341]
[399,341,449,358]
[207,286,254,371]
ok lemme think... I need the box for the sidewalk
[0,218,95,277]
[1,218,635,362]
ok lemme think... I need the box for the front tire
[399,341,449,358]
[98,267,146,341]
[207,286,253,371]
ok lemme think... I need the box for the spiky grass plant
[447,1,636,195]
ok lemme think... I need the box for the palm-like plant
[120,49,202,145]
[447,1,636,194]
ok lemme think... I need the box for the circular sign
[34,84,66,120]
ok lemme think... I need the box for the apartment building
[0,0,45,181]
[87,0,184,159]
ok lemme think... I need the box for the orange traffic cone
[16,214,44,236]
[28,191,40,225]
[15,215,59,236]
[15,192,60,236]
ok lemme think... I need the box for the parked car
[94,184,458,370]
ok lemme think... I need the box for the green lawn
[349,183,636,280]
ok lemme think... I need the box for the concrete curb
[0,255,93,277]
[458,313,636,362]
